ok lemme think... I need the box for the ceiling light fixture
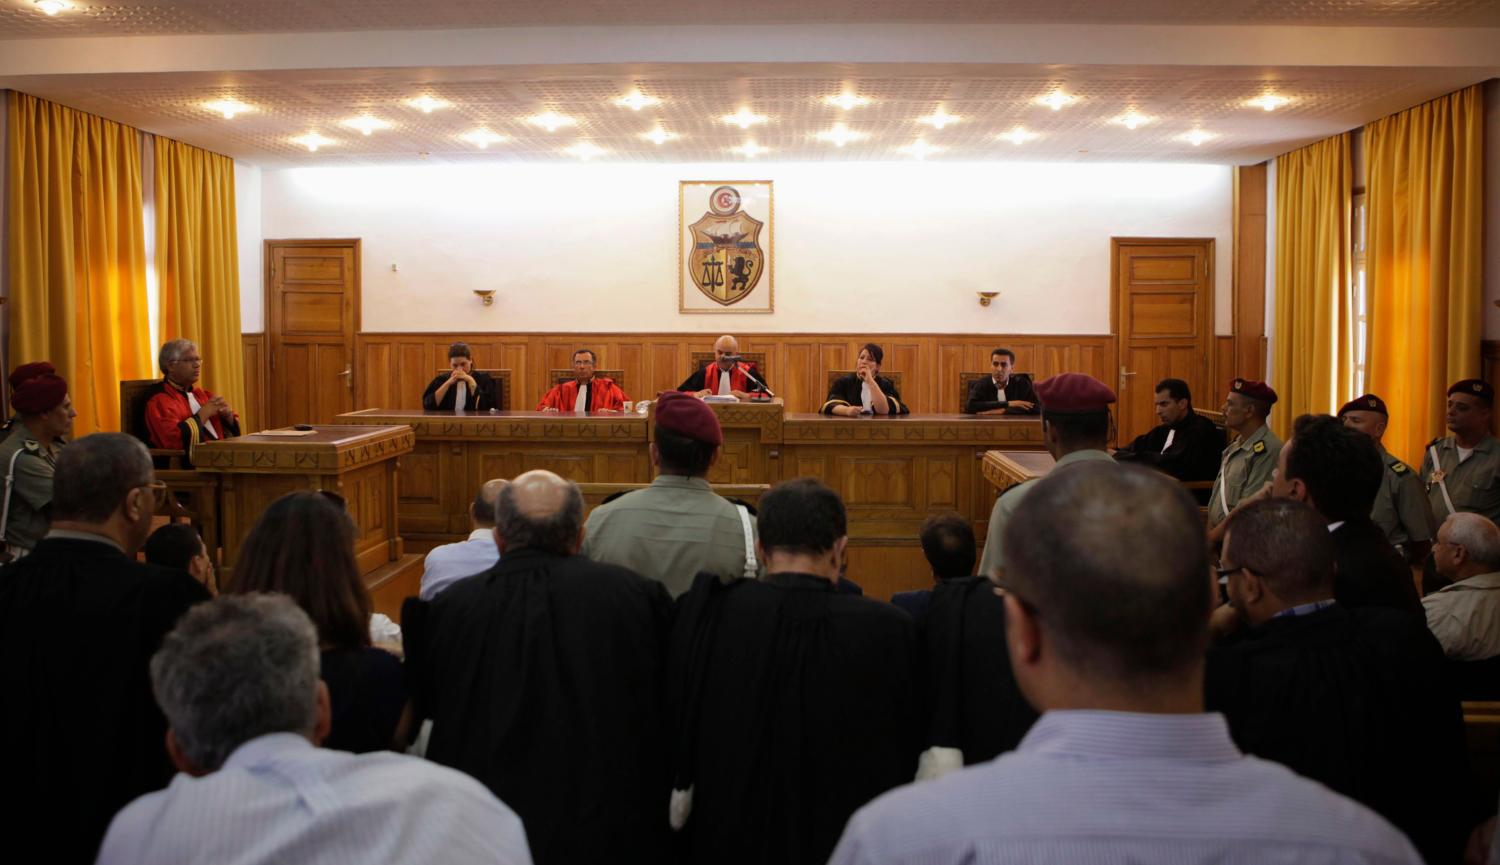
[614,89,660,111]
[825,92,871,110]
[898,139,943,160]
[641,126,677,145]
[1182,129,1216,146]
[731,140,770,158]
[1000,127,1038,145]
[816,122,865,147]
[564,141,605,160]
[1247,93,1291,111]
[917,108,961,130]
[529,111,576,132]
[1114,111,1153,130]
[203,99,252,119]
[290,132,334,153]
[342,116,392,136]
[460,130,509,149]
[406,95,450,114]
[722,107,768,130]
[34,0,68,15]
[1037,91,1076,111]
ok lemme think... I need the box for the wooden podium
[194,425,416,592]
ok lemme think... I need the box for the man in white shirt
[97,593,532,865]
[420,478,507,599]
[830,462,1418,865]
[1426,512,1500,660]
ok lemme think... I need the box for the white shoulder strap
[0,447,27,543]
[1429,444,1457,517]
[736,504,757,580]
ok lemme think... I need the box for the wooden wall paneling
[1233,163,1269,381]
[1215,336,1236,393]
[240,333,266,433]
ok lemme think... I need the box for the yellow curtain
[1365,85,1484,468]
[7,91,151,435]
[153,136,245,422]
[1271,132,1354,441]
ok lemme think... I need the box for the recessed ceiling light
[1246,93,1291,111]
[564,141,605,160]
[528,112,576,133]
[917,108,961,130]
[460,130,509,149]
[1182,129,1217,146]
[203,99,252,119]
[342,116,392,136]
[898,139,943,160]
[406,96,450,114]
[34,0,68,15]
[641,126,677,145]
[825,93,871,111]
[722,107,768,130]
[1036,91,1076,111]
[815,122,865,147]
[614,90,661,111]
[1115,111,1153,130]
[290,132,334,153]
[730,140,770,158]
[1000,127,1038,145]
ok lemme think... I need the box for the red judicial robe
[677,361,769,396]
[143,379,240,458]
[536,376,628,412]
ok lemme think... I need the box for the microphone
[728,358,775,398]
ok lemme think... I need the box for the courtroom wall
[235,161,263,332]
[257,161,1233,335]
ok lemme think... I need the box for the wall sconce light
[977,291,999,307]
[473,289,496,306]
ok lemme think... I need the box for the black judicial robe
[963,374,1039,415]
[1205,604,1471,865]
[420,370,499,411]
[1112,410,1225,483]
[668,571,921,865]
[919,576,1038,764]
[0,537,209,864]
[821,374,909,415]
[1330,517,1422,615]
[403,549,672,865]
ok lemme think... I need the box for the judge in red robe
[678,335,770,399]
[143,339,240,463]
[537,349,629,413]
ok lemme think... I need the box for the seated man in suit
[962,347,1037,415]
[422,342,499,412]
[537,348,628,413]
[144,338,241,459]
[1112,378,1225,490]
[678,334,769,399]
[822,343,909,416]
[1424,512,1500,660]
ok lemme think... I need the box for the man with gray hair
[0,433,210,863]
[96,594,532,864]
[144,337,240,460]
[1425,512,1500,660]
[404,469,673,865]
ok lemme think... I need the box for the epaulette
[1390,462,1408,475]
[1252,441,1266,454]
[21,439,40,454]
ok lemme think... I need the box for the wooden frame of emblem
[678,180,775,314]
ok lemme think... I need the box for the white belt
[1429,444,1457,517]
[736,504,758,579]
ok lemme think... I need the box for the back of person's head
[1444,513,1500,571]
[1155,378,1191,403]
[654,426,717,475]
[52,432,154,523]
[1224,498,1336,603]
[471,478,507,528]
[759,477,846,556]
[1285,413,1382,523]
[143,523,204,571]
[494,469,584,556]
[919,513,976,579]
[151,593,321,773]
[229,491,371,650]
[1003,462,1209,685]
[1044,411,1111,450]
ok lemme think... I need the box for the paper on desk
[254,428,318,437]
[702,395,740,404]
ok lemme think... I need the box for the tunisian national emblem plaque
[679,180,774,313]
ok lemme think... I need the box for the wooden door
[1113,238,1214,443]
[266,240,360,427]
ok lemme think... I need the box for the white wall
[235,161,263,331]
[255,160,1233,335]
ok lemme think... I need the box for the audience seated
[582,393,756,597]
[0,433,209,863]
[1,361,74,559]
[95,594,532,865]
[1205,498,1471,865]
[1273,413,1421,613]
[668,477,920,865]
[142,522,215,593]
[420,478,507,600]
[831,463,1419,865]
[404,470,672,865]
[1425,512,1500,660]
[228,492,407,754]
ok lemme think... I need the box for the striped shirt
[829,710,1419,865]
[96,733,533,865]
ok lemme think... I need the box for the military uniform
[0,421,61,556]
[1207,423,1282,526]
[978,449,1116,578]
[1420,434,1500,523]
[1373,445,1436,555]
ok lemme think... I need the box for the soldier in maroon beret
[1,362,75,557]
[1338,394,1435,562]
[1208,378,1283,530]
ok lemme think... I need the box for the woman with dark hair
[821,343,909,416]
[421,341,499,411]
[228,491,408,753]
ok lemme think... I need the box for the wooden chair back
[549,370,627,394]
[432,368,512,411]
[689,351,769,386]
[959,371,1032,410]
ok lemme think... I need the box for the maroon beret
[1449,379,1494,406]
[10,369,68,415]
[1035,373,1117,414]
[1338,393,1387,418]
[8,361,55,391]
[654,392,723,446]
[1230,378,1278,405]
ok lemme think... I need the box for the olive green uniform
[977,449,1117,578]
[0,422,61,555]
[1420,434,1500,523]
[1207,423,1283,526]
[1372,445,1436,555]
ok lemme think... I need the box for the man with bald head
[678,334,770,399]
[404,470,672,865]
[1425,512,1500,660]
[419,478,508,600]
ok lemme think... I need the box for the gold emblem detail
[1252,441,1265,454]
[687,186,765,306]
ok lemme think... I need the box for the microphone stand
[730,358,775,398]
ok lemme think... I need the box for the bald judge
[678,335,770,399]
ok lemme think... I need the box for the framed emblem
[679,180,774,314]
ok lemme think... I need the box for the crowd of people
[3,350,1499,864]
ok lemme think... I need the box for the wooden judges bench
[338,403,1044,600]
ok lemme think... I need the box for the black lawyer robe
[821,374,909,415]
[963,374,1039,415]
[668,571,921,865]
[1112,410,1225,483]
[1204,604,1472,865]
[402,549,672,865]
[0,537,210,865]
[420,370,499,411]
[1329,517,1422,615]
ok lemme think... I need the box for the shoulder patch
[1391,462,1407,474]
[22,439,40,453]
[1252,441,1266,454]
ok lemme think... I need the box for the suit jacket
[1330,517,1422,615]
[421,371,499,412]
[963,374,1038,415]
[822,374,909,415]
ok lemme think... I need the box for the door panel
[1115,240,1213,443]
[267,242,359,427]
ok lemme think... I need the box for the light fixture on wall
[977,291,999,307]
[473,289,496,306]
